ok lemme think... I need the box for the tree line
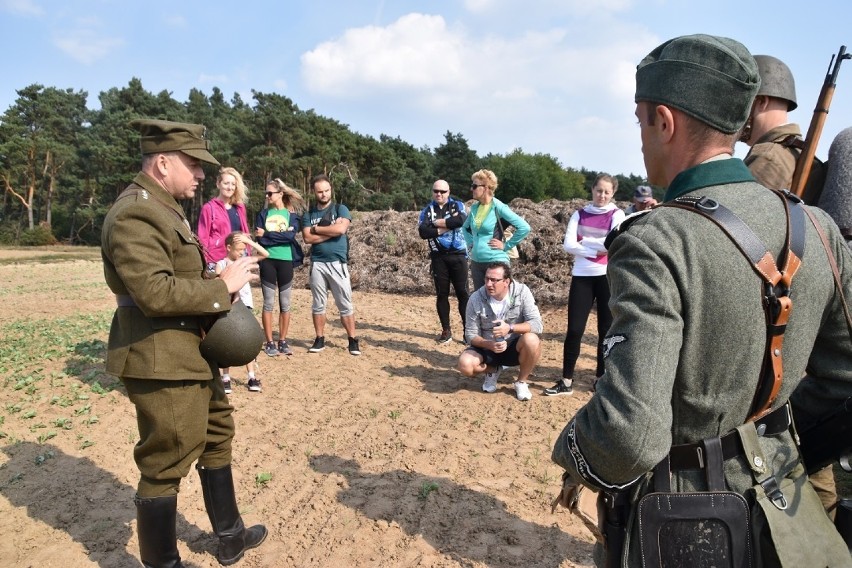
[0,80,647,246]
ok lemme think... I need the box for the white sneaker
[514,381,532,401]
[482,367,502,393]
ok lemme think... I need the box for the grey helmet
[199,299,264,367]
[754,55,797,111]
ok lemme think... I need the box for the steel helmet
[199,299,264,367]
[754,55,797,111]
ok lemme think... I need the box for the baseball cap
[634,185,654,202]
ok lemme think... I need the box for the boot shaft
[134,494,183,568]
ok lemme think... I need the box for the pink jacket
[197,198,249,263]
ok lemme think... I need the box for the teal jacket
[461,197,530,263]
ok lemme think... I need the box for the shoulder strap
[660,190,805,421]
[801,206,852,339]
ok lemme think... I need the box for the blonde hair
[472,169,498,196]
[217,167,247,205]
[267,178,306,214]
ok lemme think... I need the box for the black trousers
[563,274,612,378]
[430,254,470,330]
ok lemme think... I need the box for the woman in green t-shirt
[255,179,306,360]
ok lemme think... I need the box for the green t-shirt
[264,208,293,261]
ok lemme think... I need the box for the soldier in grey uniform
[551,35,852,566]
[101,119,267,567]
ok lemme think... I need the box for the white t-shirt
[216,258,253,308]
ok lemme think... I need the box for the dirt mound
[295,198,598,305]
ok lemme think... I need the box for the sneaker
[263,341,278,357]
[348,337,361,356]
[308,336,325,353]
[247,377,262,392]
[222,376,232,395]
[437,329,452,344]
[482,367,502,393]
[277,340,293,356]
[543,379,573,397]
[514,381,532,401]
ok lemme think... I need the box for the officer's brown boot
[197,464,268,566]
[134,494,184,568]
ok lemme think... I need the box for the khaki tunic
[102,172,231,380]
[743,123,801,190]
[552,158,852,566]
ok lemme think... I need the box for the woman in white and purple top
[545,174,625,396]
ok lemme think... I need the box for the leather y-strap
[661,190,806,421]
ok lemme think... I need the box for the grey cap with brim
[635,34,760,134]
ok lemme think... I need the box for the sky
[1,0,851,179]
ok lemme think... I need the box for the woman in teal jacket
[462,169,531,289]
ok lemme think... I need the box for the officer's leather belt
[668,403,792,471]
[116,295,137,308]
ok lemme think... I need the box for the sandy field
[0,249,602,568]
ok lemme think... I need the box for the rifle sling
[661,190,805,421]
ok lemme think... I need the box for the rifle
[791,45,851,204]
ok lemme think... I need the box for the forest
[0,80,647,246]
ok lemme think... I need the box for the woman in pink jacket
[198,167,250,265]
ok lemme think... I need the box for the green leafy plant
[418,481,440,500]
[37,431,57,444]
[255,472,272,488]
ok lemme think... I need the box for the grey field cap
[635,34,761,134]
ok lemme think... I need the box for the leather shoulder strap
[659,190,806,421]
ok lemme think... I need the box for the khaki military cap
[130,118,220,165]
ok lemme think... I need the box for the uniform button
[753,456,763,468]
[179,321,186,327]
[213,302,221,309]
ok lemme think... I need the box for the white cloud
[1,0,43,16]
[301,13,464,95]
[53,29,124,65]
[299,10,656,173]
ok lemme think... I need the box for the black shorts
[465,336,521,368]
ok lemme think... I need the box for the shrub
[19,223,58,246]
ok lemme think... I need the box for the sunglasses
[470,183,485,190]
[265,191,280,197]
[432,189,448,194]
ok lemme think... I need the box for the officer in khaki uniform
[551,35,852,566]
[102,119,266,567]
